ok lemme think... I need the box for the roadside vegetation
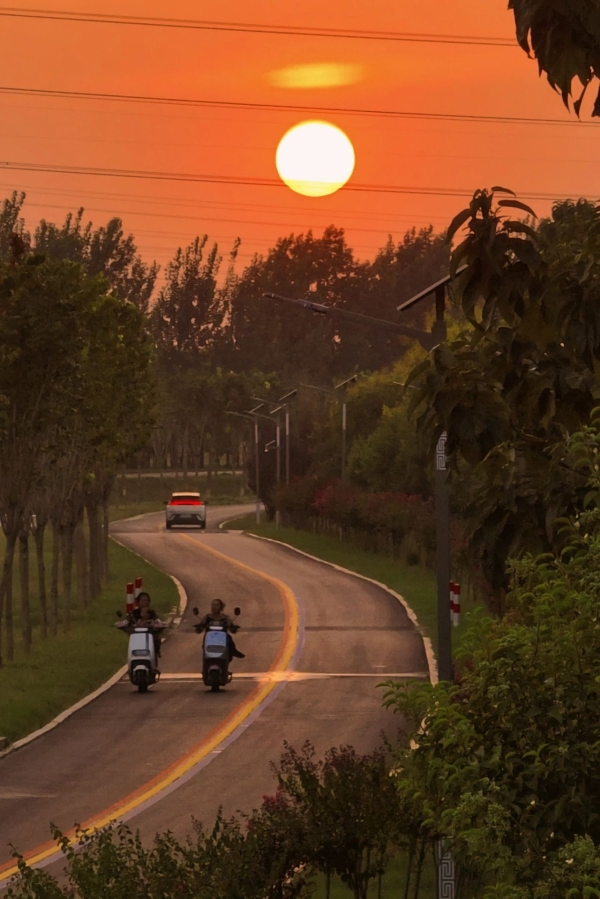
[0,539,177,744]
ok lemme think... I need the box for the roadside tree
[508,0,600,116]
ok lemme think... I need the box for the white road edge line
[0,539,187,760]
[239,530,438,685]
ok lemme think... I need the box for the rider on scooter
[130,592,163,657]
[196,599,245,659]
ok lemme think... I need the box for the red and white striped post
[126,582,135,614]
[134,577,143,605]
[450,582,461,627]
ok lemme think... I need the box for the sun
[275,121,355,197]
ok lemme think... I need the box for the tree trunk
[86,501,101,599]
[34,525,48,638]
[62,527,74,632]
[404,839,417,899]
[0,533,17,664]
[74,520,89,607]
[412,841,426,899]
[101,501,110,582]
[50,522,60,635]
[182,423,189,479]
[19,532,32,652]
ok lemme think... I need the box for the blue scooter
[192,606,241,692]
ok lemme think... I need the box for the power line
[0,84,589,129]
[0,7,516,46]
[0,181,453,224]
[16,198,447,235]
[1,160,596,201]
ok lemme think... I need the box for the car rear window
[169,495,202,505]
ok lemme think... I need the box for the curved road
[0,504,429,885]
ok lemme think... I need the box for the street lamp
[225,411,261,525]
[248,405,281,527]
[276,389,298,486]
[250,398,283,498]
[301,374,358,479]
[264,279,461,683]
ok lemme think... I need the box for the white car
[165,492,207,530]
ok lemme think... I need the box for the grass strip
[226,515,479,654]
[0,539,178,744]
[311,850,436,898]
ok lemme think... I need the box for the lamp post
[248,405,282,526]
[301,374,358,479]
[264,278,460,683]
[276,389,298,486]
[225,411,261,525]
[250,397,282,493]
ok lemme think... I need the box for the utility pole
[225,411,261,525]
[275,389,297,486]
[435,432,452,681]
[248,403,282,527]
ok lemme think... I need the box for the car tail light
[170,499,203,505]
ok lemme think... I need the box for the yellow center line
[0,535,300,884]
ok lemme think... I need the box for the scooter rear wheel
[209,669,220,692]
[138,681,148,693]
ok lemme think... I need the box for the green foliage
[228,226,358,383]
[407,192,600,592]
[508,0,600,116]
[0,191,29,263]
[151,235,232,356]
[382,452,600,892]
[273,742,403,899]
[34,208,158,312]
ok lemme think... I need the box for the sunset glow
[266,62,365,89]
[275,121,356,197]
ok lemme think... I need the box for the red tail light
[169,498,203,506]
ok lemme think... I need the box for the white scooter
[115,612,167,693]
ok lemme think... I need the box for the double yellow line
[0,537,300,885]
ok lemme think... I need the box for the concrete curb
[0,538,188,760]
[242,531,438,686]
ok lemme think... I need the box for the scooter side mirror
[234,607,241,617]
[116,610,123,618]
[192,607,199,616]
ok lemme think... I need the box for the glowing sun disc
[276,120,355,197]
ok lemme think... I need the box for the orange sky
[1,0,599,286]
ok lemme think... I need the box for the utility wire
[0,181,453,223]
[0,84,588,129]
[17,198,445,235]
[1,160,596,202]
[0,7,516,45]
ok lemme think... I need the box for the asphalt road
[0,503,429,885]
